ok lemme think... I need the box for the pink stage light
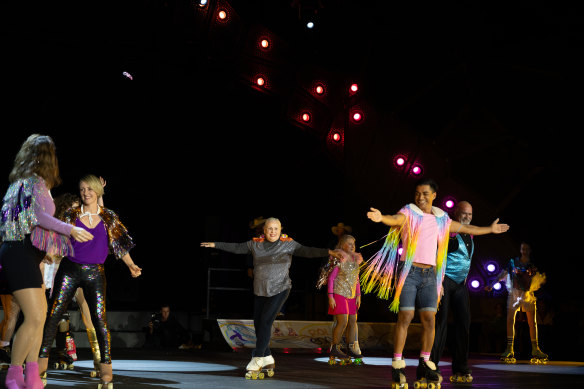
[350,83,359,94]
[411,165,422,175]
[301,112,311,122]
[445,199,455,209]
[332,132,341,142]
[260,39,270,49]
[315,84,325,95]
[256,77,265,86]
[218,10,227,20]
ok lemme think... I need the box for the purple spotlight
[485,261,498,274]
[493,282,502,290]
[398,247,404,256]
[470,279,480,289]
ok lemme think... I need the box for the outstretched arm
[452,218,509,236]
[366,207,406,227]
[121,253,142,278]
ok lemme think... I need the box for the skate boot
[530,347,549,364]
[414,358,442,389]
[261,355,275,378]
[391,359,408,389]
[87,328,102,377]
[98,362,113,389]
[348,341,364,365]
[38,357,48,387]
[328,343,350,365]
[0,346,11,370]
[5,364,25,389]
[449,366,473,383]
[245,356,265,379]
[500,345,516,364]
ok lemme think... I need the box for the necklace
[80,204,100,227]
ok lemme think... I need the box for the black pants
[252,289,290,357]
[431,276,470,372]
[40,258,111,363]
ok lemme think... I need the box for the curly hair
[9,134,61,189]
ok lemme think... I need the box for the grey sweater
[215,239,329,297]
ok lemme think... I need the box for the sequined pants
[39,258,111,363]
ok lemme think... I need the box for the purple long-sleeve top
[33,179,73,237]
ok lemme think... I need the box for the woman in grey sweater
[201,217,342,379]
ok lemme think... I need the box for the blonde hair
[9,134,61,189]
[336,234,356,250]
[79,174,105,197]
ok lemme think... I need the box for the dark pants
[431,276,470,372]
[252,289,290,357]
[40,258,111,363]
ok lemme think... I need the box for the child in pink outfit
[326,234,364,362]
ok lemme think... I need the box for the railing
[206,267,250,319]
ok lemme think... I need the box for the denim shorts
[399,265,438,312]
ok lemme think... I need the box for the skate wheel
[266,369,274,378]
[428,384,435,389]
[98,382,113,389]
[90,370,98,378]
[67,364,74,370]
[466,376,473,383]
[328,358,336,365]
[413,381,423,389]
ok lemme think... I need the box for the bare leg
[525,310,538,341]
[11,288,47,365]
[506,308,518,339]
[347,314,358,344]
[419,311,436,353]
[332,314,348,345]
[394,310,415,355]
[0,295,21,345]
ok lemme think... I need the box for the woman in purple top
[0,134,94,389]
[38,174,141,388]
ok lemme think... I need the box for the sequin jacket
[0,175,73,256]
[215,236,329,297]
[330,251,363,299]
[61,206,135,259]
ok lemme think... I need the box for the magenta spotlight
[398,247,403,256]
[411,165,423,176]
[393,155,407,168]
[445,199,455,209]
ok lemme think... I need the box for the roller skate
[530,347,549,364]
[244,356,265,379]
[38,357,48,387]
[98,362,113,389]
[414,358,442,389]
[328,343,351,365]
[0,345,11,370]
[500,345,516,364]
[52,349,75,371]
[261,355,275,378]
[449,367,473,384]
[87,328,102,378]
[391,359,408,389]
[348,341,364,365]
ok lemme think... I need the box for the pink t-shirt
[401,213,439,266]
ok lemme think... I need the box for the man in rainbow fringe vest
[363,179,509,388]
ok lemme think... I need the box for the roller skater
[363,180,508,389]
[414,358,442,389]
[316,234,364,367]
[486,242,547,365]
[449,367,473,383]
[328,343,350,365]
[391,359,408,389]
[245,356,265,380]
[201,217,343,379]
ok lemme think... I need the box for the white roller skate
[261,355,275,378]
[348,341,364,365]
[245,356,265,379]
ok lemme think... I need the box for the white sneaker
[246,356,264,371]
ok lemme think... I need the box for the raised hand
[367,207,382,223]
[491,218,510,234]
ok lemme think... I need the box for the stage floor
[2,348,583,388]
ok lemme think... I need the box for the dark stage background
[1,1,583,359]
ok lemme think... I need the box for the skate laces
[392,359,406,369]
[425,360,437,370]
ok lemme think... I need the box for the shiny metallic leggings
[39,258,111,363]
